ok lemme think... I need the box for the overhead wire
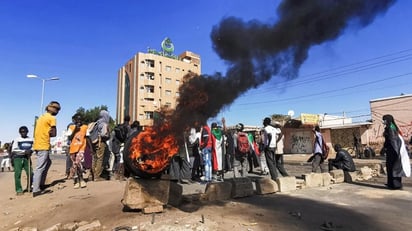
[225,48,412,122]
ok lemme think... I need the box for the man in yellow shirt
[32,101,60,197]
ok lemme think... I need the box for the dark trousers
[275,154,289,177]
[191,153,202,179]
[65,151,72,176]
[311,153,324,173]
[265,148,278,180]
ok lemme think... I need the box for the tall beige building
[116,38,201,126]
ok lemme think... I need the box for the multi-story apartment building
[116,38,201,126]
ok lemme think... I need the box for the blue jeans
[32,150,52,193]
[202,147,212,181]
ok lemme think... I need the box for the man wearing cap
[32,101,61,197]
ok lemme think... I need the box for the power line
[239,72,412,105]
[251,48,412,94]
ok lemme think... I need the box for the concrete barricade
[168,181,183,207]
[204,182,233,201]
[303,173,324,187]
[121,178,169,212]
[227,178,254,198]
[329,169,345,183]
[276,176,297,192]
[322,172,333,186]
[255,178,278,194]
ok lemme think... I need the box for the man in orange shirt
[32,101,60,197]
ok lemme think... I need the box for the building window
[175,80,180,85]
[175,67,180,73]
[175,92,180,97]
[140,73,144,80]
[165,78,171,84]
[145,85,154,93]
[145,72,155,80]
[144,98,154,102]
[145,111,154,119]
[145,59,155,68]
[165,65,171,71]
[165,90,172,96]
[165,102,172,107]
[139,86,144,92]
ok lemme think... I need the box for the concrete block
[227,178,254,198]
[204,182,232,201]
[303,173,323,187]
[360,166,373,180]
[276,176,297,192]
[345,171,360,182]
[168,181,183,207]
[329,170,344,183]
[296,179,306,189]
[143,205,164,214]
[255,178,278,194]
[76,220,102,231]
[121,178,170,210]
[322,172,332,186]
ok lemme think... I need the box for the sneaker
[74,182,80,189]
[80,181,87,188]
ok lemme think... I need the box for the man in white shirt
[262,117,280,180]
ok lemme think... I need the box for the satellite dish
[287,110,295,117]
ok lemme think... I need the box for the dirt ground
[1,154,411,231]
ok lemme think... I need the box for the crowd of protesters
[1,101,410,197]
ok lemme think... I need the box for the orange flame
[128,124,179,174]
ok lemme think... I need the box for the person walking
[11,126,33,195]
[311,125,325,173]
[382,114,411,190]
[32,101,61,197]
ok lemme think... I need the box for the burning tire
[122,128,178,179]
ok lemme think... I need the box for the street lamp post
[27,74,60,115]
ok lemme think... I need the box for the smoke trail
[169,0,396,137]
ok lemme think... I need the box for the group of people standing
[7,100,143,197]
[8,101,61,197]
[65,112,141,185]
[184,117,290,184]
[6,102,410,196]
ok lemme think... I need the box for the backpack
[237,132,250,154]
[86,122,99,144]
[321,137,330,160]
[114,124,128,143]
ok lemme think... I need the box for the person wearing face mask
[382,114,411,190]
[32,101,61,197]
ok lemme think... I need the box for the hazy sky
[1,0,411,143]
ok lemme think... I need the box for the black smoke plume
[167,0,396,139]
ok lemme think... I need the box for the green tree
[72,105,115,127]
[270,114,291,125]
